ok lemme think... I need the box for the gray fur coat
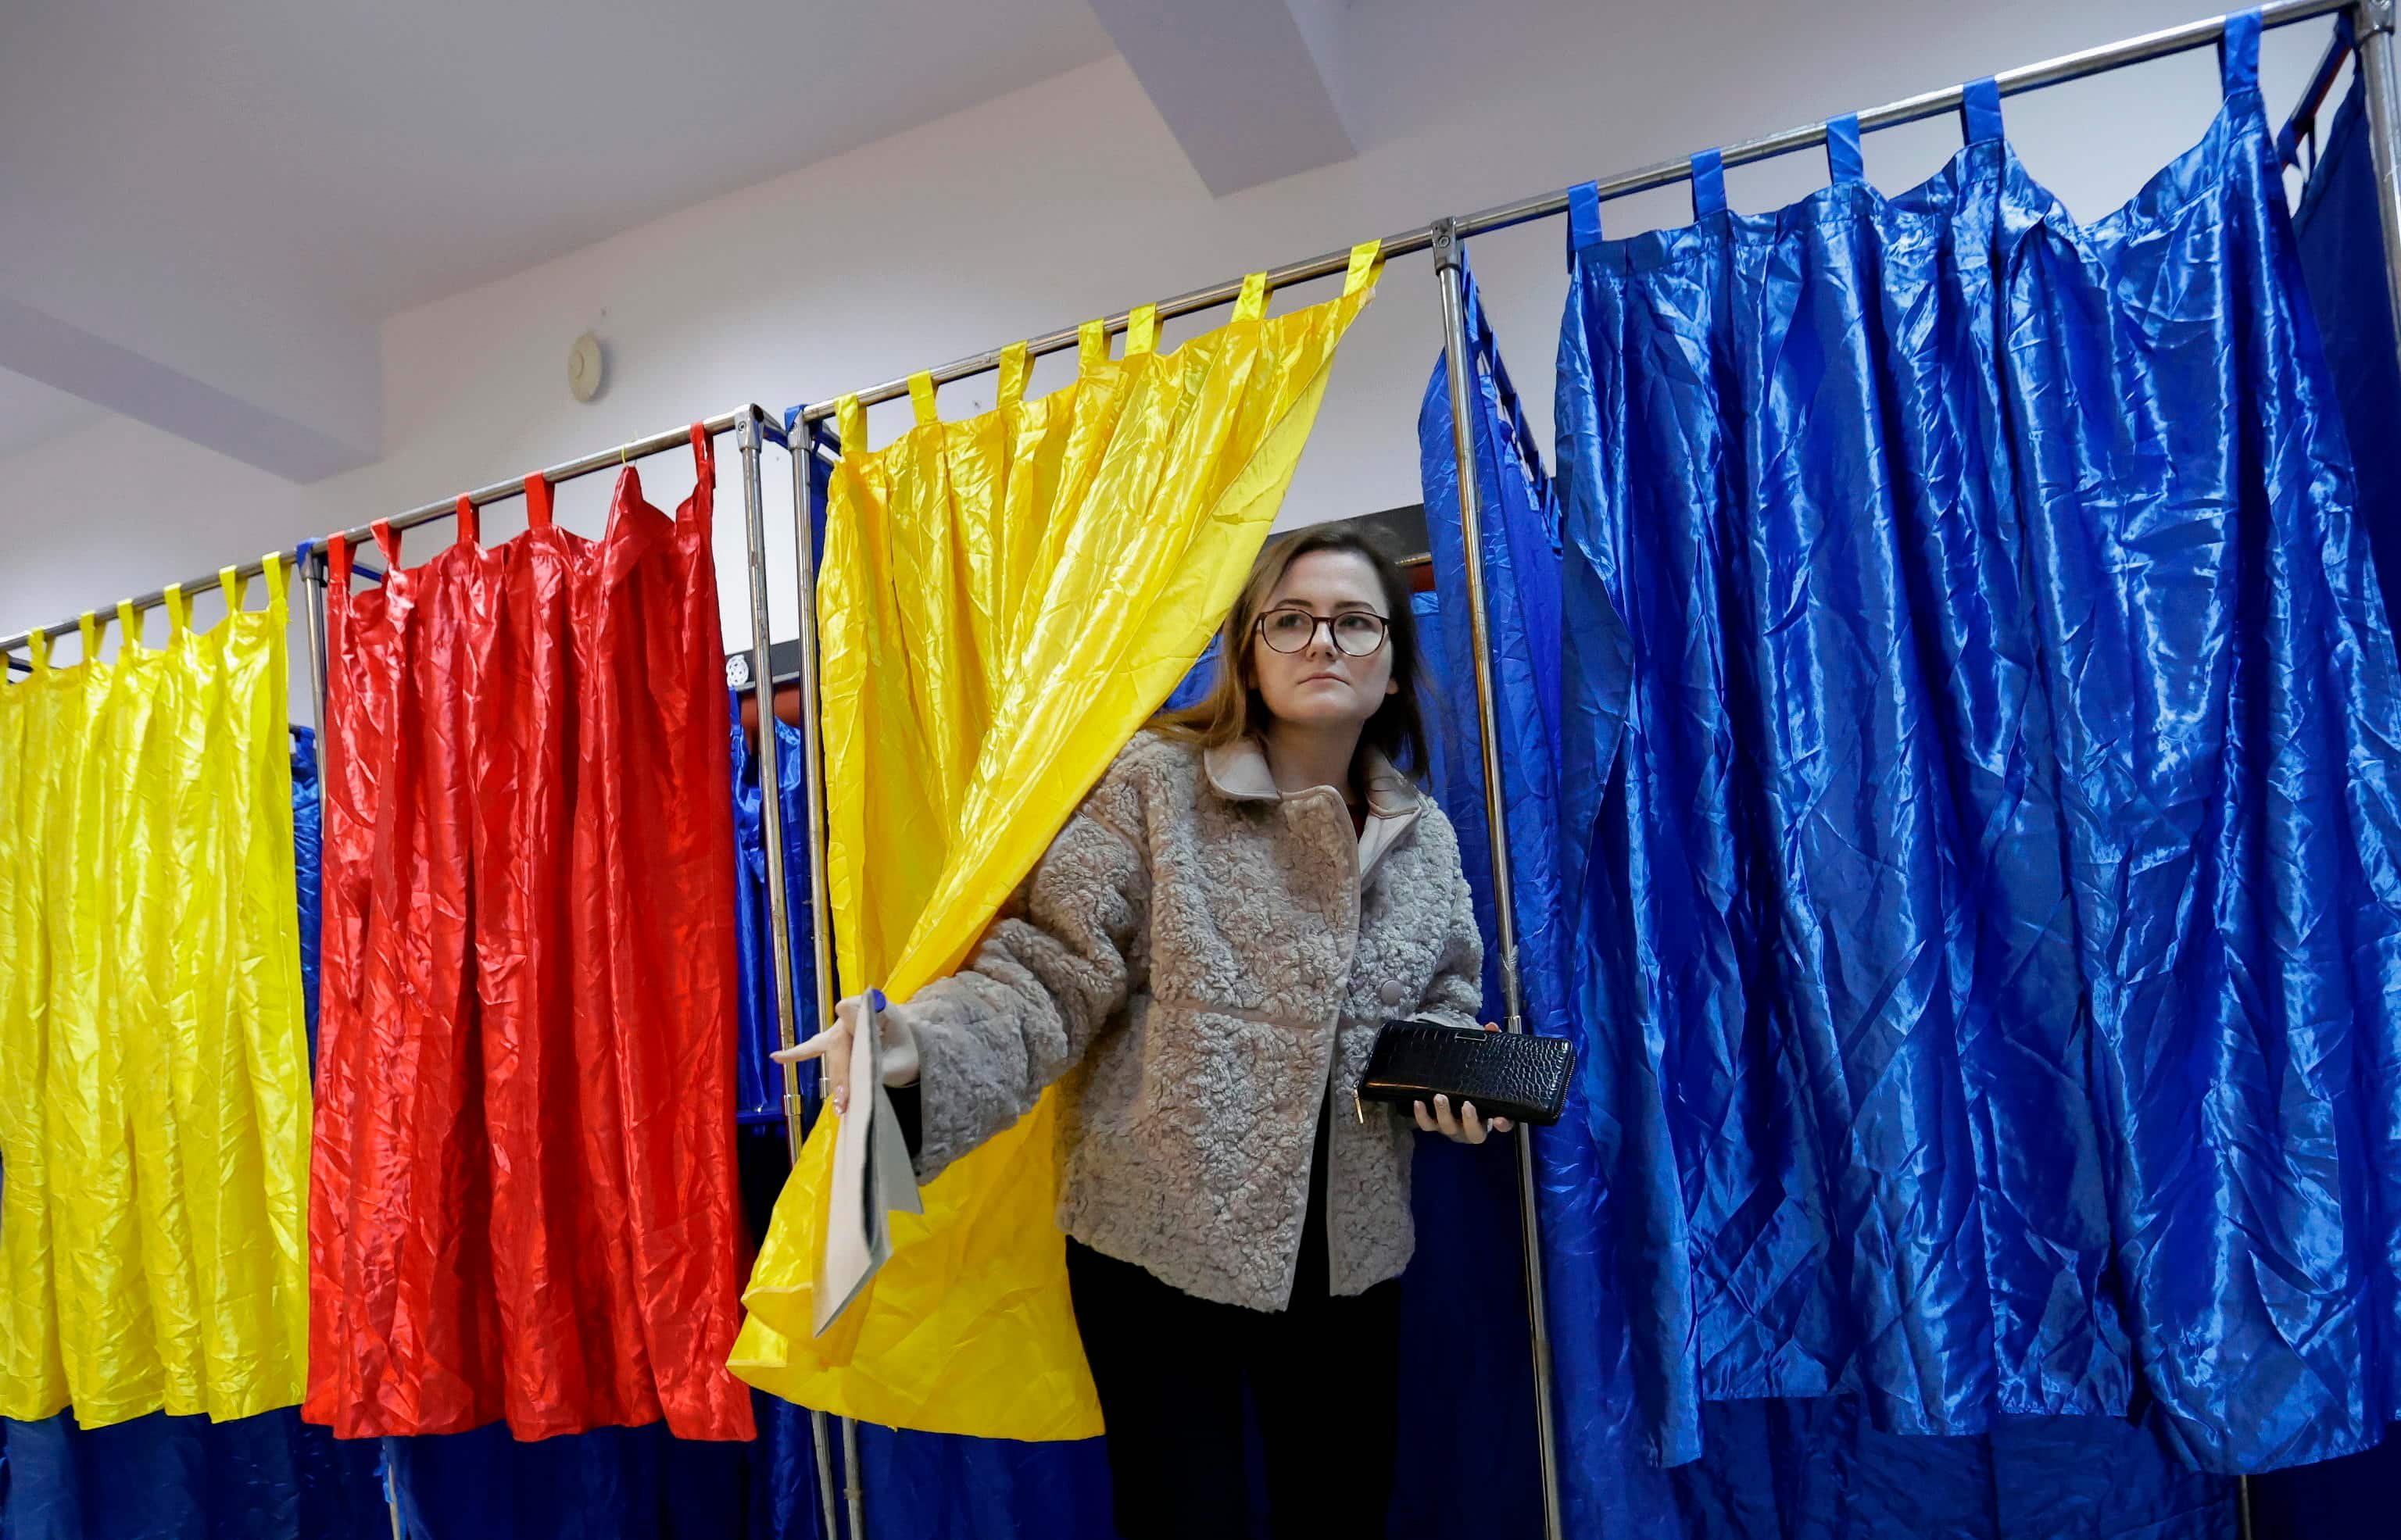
[893,730,1485,1312]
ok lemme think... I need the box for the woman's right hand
[773,995,861,1113]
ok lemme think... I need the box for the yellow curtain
[732,243,1383,1438]
[0,558,311,1427]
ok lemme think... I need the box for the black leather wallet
[1355,1020,1574,1127]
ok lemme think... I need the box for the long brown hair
[1153,525,1428,774]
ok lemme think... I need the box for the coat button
[1379,981,1406,1007]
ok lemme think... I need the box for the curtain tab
[220,564,245,616]
[1344,239,1384,298]
[523,474,554,530]
[116,599,139,653]
[455,495,479,548]
[909,372,940,425]
[2219,9,2261,97]
[1126,304,1158,356]
[997,343,1029,408]
[262,549,288,620]
[837,395,868,459]
[1826,116,1865,187]
[1960,77,2003,145]
[164,583,188,636]
[1690,149,1727,219]
[1568,181,1604,255]
[1078,319,1109,369]
[1232,272,1269,323]
[77,611,97,663]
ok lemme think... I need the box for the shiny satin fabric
[732,242,1383,1439]
[0,565,313,1430]
[1,1404,388,1540]
[1419,261,2235,1540]
[309,431,753,1441]
[2292,77,2401,615]
[731,708,821,1125]
[292,726,322,1064]
[1556,13,2401,1477]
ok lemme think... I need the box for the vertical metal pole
[299,546,331,735]
[1430,219,1567,1540]
[788,423,864,1540]
[735,409,847,1540]
[2358,0,2401,381]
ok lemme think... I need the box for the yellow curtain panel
[732,242,1382,1439]
[0,559,311,1428]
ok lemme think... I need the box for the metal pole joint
[1429,216,1464,274]
[2363,0,2396,37]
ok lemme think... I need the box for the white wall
[0,0,2342,716]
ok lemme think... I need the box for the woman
[779,527,1505,1537]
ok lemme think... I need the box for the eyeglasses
[1255,606,1390,658]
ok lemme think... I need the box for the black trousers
[1066,1242,1401,1538]
[1065,1115,1401,1539]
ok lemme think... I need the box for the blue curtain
[1540,4,2401,1498]
[294,726,323,1063]
[0,1408,388,1540]
[1418,259,2234,1540]
[385,1395,822,1540]
[2247,61,2401,1538]
[732,706,822,1124]
[2291,74,2401,612]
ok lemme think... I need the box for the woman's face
[1250,548,1397,733]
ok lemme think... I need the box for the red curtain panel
[308,428,753,1441]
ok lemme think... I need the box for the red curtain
[308,427,753,1441]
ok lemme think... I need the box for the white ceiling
[0,0,1123,476]
[0,0,1116,318]
[0,369,106,460]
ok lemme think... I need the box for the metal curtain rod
[0,405,788,658]
[800,0,2348,426]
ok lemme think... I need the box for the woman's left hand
[1415,1093,1513,1143]
[1415,1022,1517,1143]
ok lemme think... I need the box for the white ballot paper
[813,992,924,1335]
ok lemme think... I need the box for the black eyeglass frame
[1253,605,1391,659]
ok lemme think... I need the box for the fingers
[1484,1021,1501,1032]
[769,1034,833,1064]
[1415,1095,1517,1142]
[769,1017,854,1112]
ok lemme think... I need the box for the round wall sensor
[567,331,605,402]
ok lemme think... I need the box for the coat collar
[1201,737,1420,813]
[1202,737,1423,878]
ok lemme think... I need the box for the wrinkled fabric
[310,431,753,1441]
[1396,591,1546,1540]
[1666,1402,2231,1540]
[385,1390,818,1540]
[1424,252,2235,1540]
[1,1406,387,1540]
[292,727,322,1065]
[735,245,1383,1439]
[731,707,821,1124]
[0,563,312,1429]
[1555,14,2401,1477]
[2292,76,2401,613]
